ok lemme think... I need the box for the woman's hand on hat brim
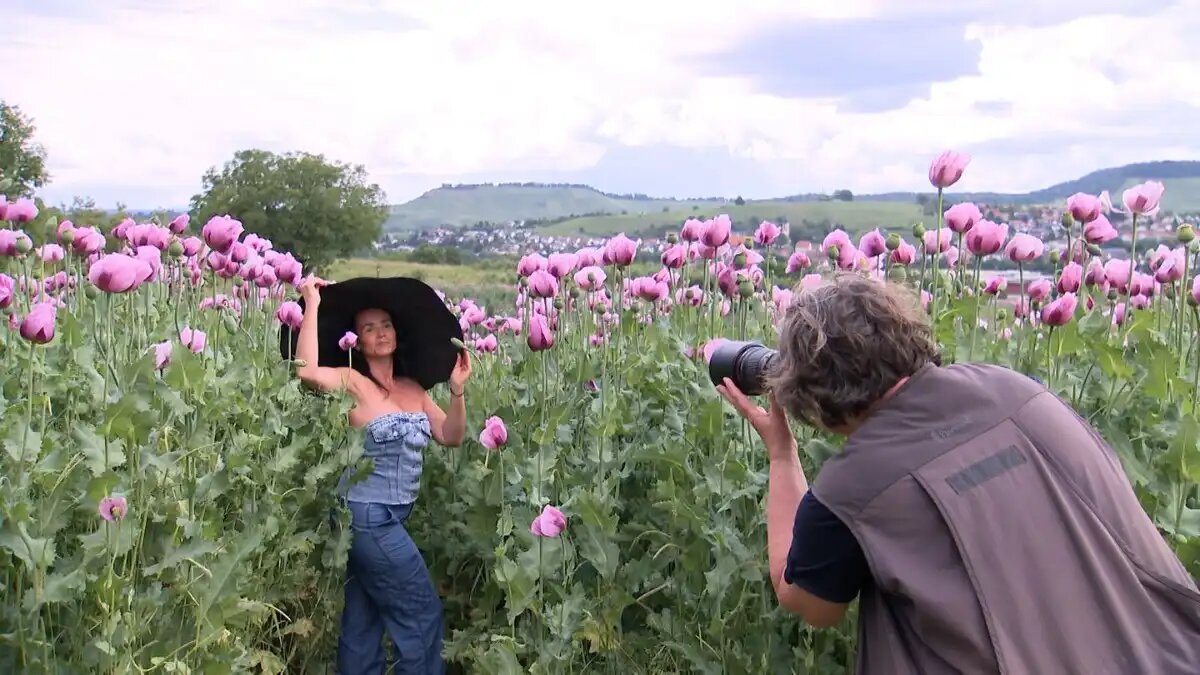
[299,275,328,305]
[449,350,471,391]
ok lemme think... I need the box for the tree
[833,189,854,202]
[189,149,387,272]
[407,244,463,265]
[734,195,746,206]
[0,101,50,197]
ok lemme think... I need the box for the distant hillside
[849,161,1200,212]
[385,161,1200,233]
[384,182,723,231]
[1004,160,1200,206]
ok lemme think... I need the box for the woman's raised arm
[295,276,353,392]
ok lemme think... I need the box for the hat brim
[278,276,463,390]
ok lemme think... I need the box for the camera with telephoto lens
[708,340,778,396]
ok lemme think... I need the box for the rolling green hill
[1010,160,1200,208]
[853,161,1200,211]
[385,161,1200,235]
[1110,176,1200,214]
[384,183,723,231]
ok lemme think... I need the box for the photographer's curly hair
[764,272,940,430]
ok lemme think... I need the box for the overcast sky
[4,0,1198,209]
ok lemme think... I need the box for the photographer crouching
[712,272,1200,674]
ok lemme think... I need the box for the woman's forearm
[296,301,320,372]
[442,391,467,445]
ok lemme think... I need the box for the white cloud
[593,1,1200,194]
[1,0,1197,207]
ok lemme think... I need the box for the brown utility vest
[812,362,1200,674]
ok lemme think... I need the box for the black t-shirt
[783,489,871,603]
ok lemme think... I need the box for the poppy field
[1,153,1198,674]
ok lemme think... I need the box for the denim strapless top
[339,411,432,505]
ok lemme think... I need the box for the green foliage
[189,149,388,273]
[0,197,1197,674]
[405,243,464,266]
[1,281,360,673]
[0,101,50,197]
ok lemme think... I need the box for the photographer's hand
[717,378,843,627]
[716,378,796,458]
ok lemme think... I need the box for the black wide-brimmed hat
[278,276,463,390]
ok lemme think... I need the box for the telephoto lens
[707,340,779,396]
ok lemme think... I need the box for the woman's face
[354,308,396,357]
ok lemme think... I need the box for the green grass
[327,258,521,308]
[535,200,926,238]
[328,258,511,288]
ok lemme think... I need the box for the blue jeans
[337,501,445,675]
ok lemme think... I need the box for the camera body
[707,340,779,396]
